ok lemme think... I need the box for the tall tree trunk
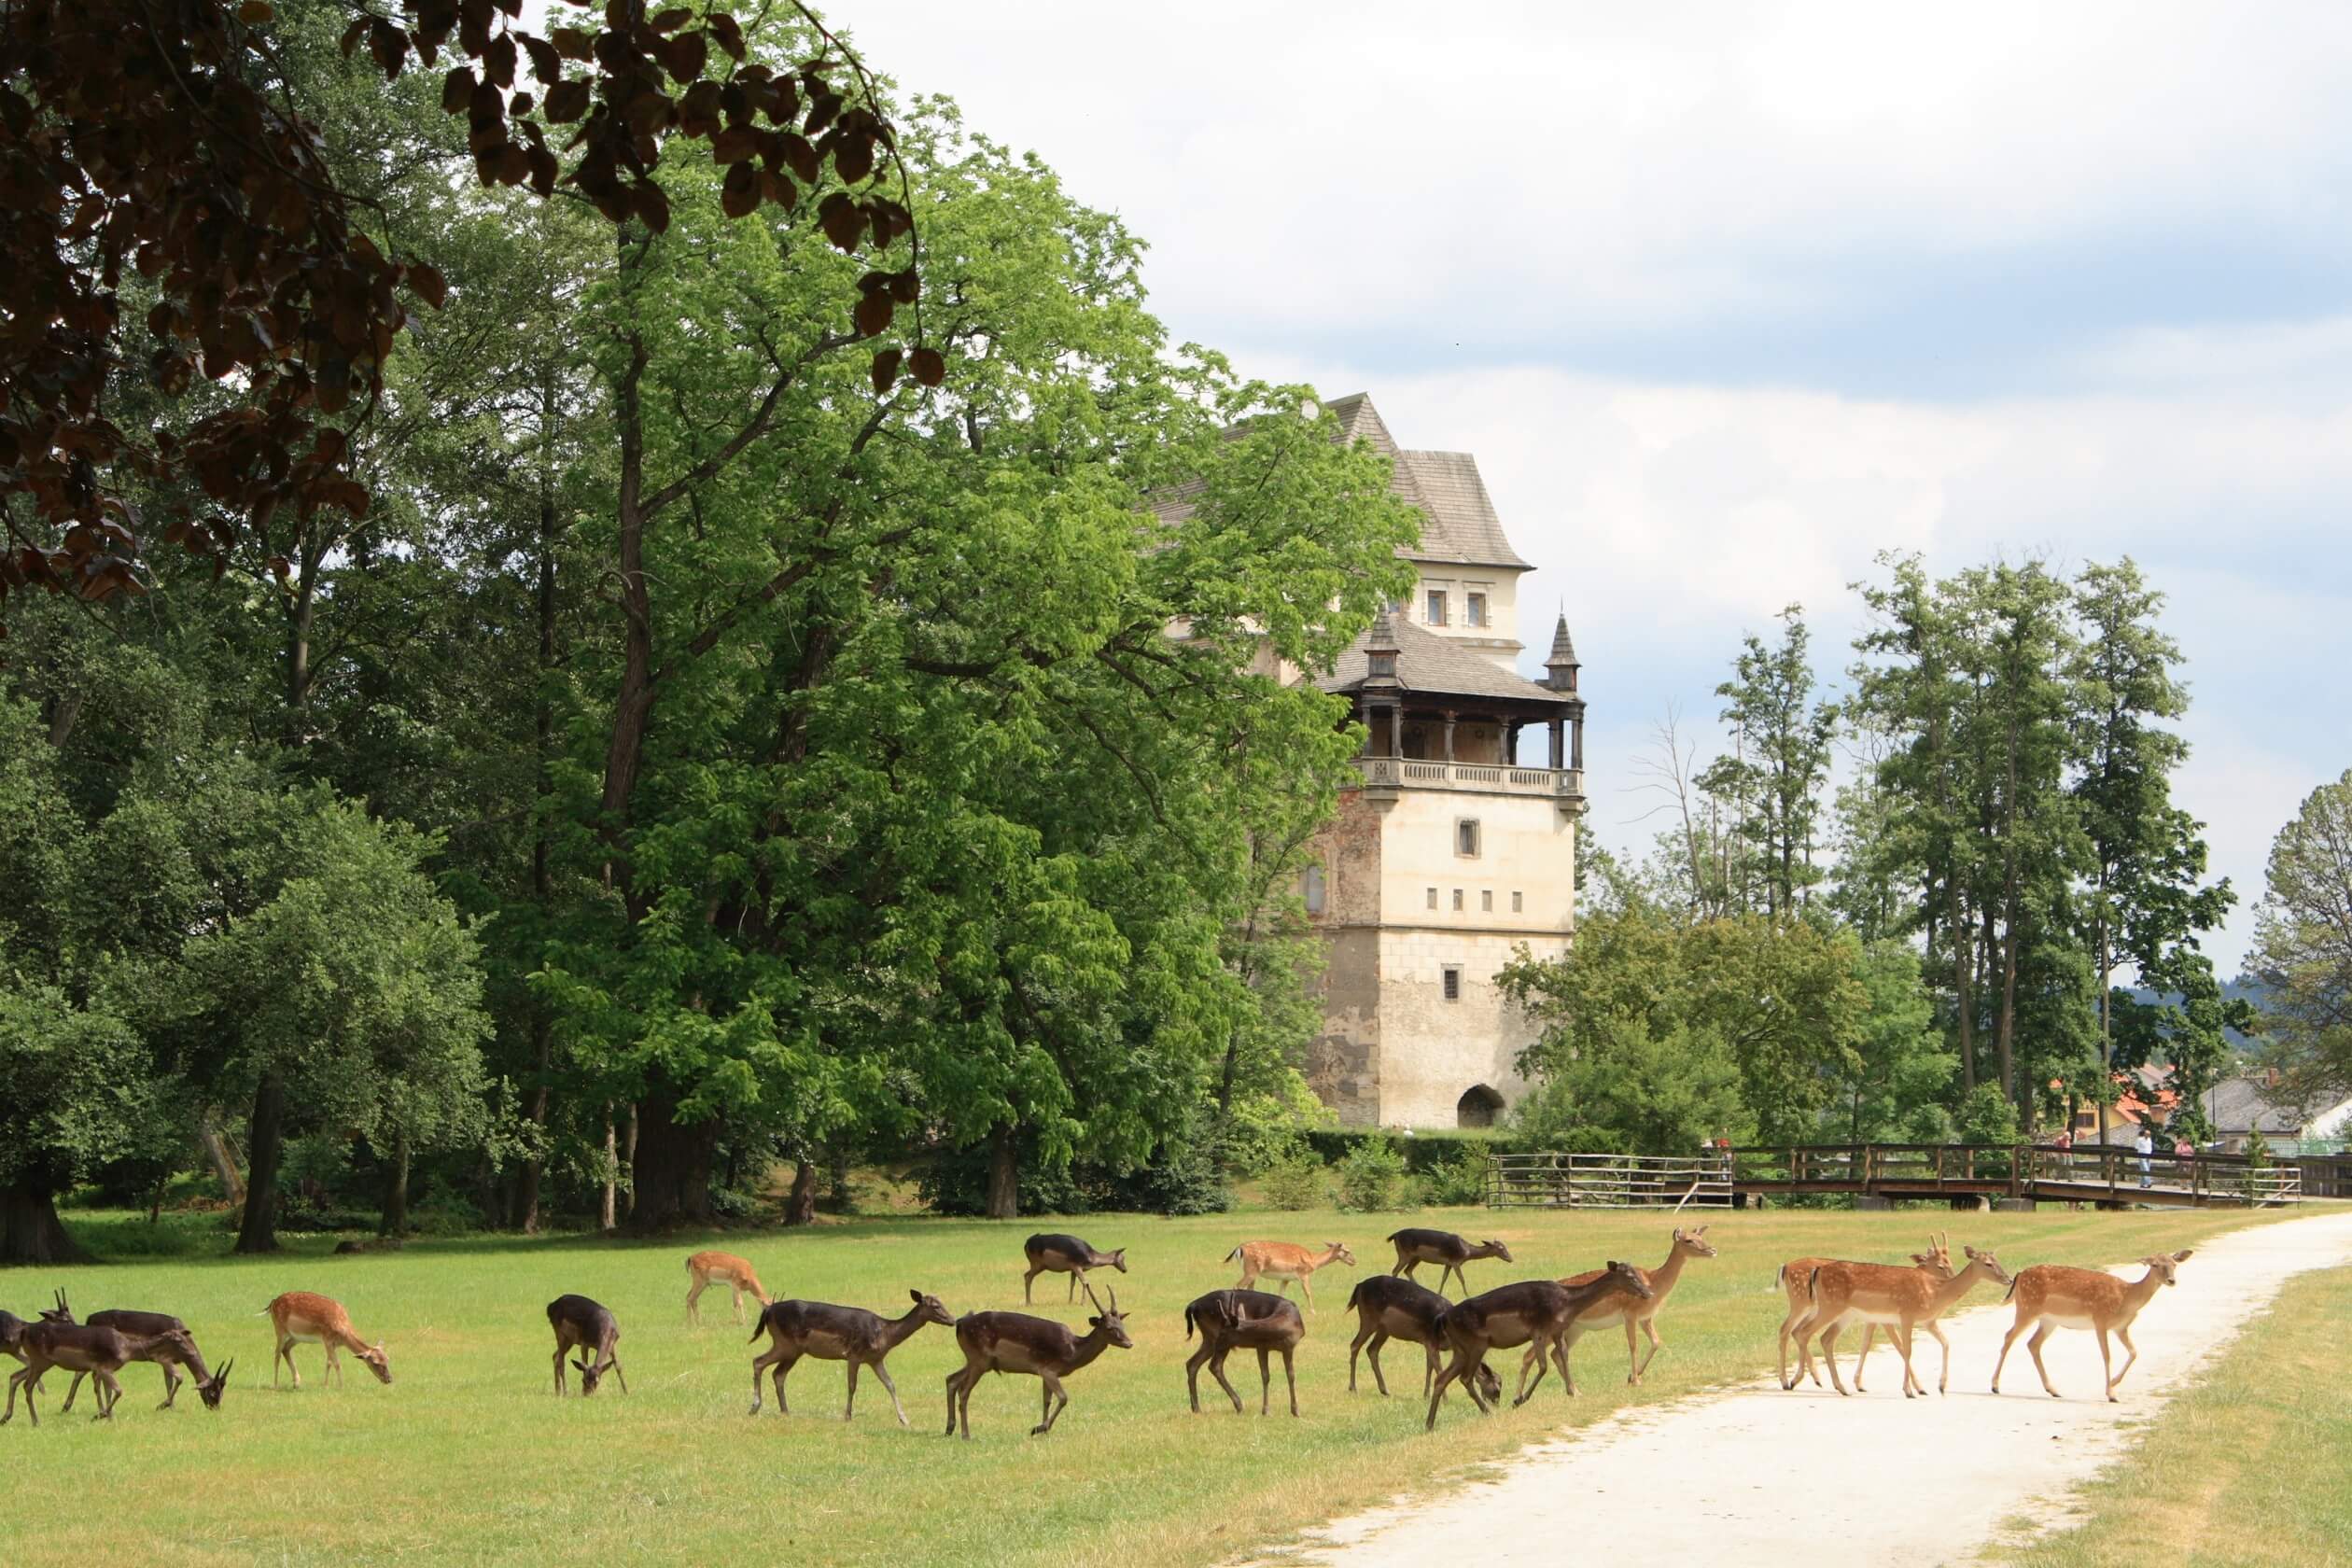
[600,1110,618,1231]
[985,1125,1019,1220]
[1948,875,1975,1092]
[379,1129,412,1237]
[626,1089,716,1231]
[198,1111,245,1206]
[622,1103,639,1220]
[235,1071,288,1254]
[0,1180,84,1265]
[784,1156,818,1226]
[2095,902,2113,1145]
[516,456,563,1235]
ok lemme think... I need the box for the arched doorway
[1456,1084,1505,1129]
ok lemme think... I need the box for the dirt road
[1253,1209,2352,1567]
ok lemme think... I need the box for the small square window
[1456,819,1480,858]
[1512,890,1523,914]
[1426,590,1448,626]
[1426,887,1437,910]
[1466,593,1488,628]
[1442,967,1462,1001]
[1451,889,1463,911]
[1481,889,1492,912]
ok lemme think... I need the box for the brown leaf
[721,161,759,218]
[369,19,407,79]
[888,269,920,304]
[852,291,893,337]
[406,262,449,310]
[441,66,476,114]
[341,17,368,55]
[833,133,875,185]
[817,191,864,251]
[778,133,821,186]
[650,7,693,32]
[632,181,671,233]
[909,346,946,386]
[483,33,517,89]
[551,25,594,60]
[544,79,592,123]
[707,12,745,58]
[870,347,902,395]
[238,0,274,20]
[710,124,758,164]
[522,34,561,84]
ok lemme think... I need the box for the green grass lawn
[0,1204,2295,1567]
[2000,1261,2352,1568]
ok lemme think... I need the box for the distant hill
[2119,976,2269,1050]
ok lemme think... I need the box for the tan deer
[685,1251,772,1325]
[265,1292,391,1389]
[1778,1236,1953,1392]
[1992,1250,2193,1402]
[1805,1243,2013,1397]
[1557,1224,1715,1386]
[1226,1239,1355,1314]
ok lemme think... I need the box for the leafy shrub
[1259,1143,1329,1211]
[1422,1141,1495,1207]
[1333,1139,1408,1212]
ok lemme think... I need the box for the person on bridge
[2135,1127,2155,1188]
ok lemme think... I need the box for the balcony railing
[1355,757,1582,799]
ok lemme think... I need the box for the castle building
[1297,396,1586,1128]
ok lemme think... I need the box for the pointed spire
[1544,609,1579,692]
[1365,601,1400,685]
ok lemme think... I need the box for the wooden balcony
[1354,756,1583,801]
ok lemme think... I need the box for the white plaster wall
[1410,566,1524,672]
[1375,788,1575,936]
[1373,927,1571,1128]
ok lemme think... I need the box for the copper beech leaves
[1,0,937,623]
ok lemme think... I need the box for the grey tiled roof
[1317,616,1569,707]
[2200,1076,2344,1134]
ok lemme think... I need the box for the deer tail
[1772,1264,1785,1295]
[2003,1276,2020,1303]
[1223,1245,1241,1263]
[1805,1267,1822,1307]
[747,1316,767,1344]
[1184,1304,1198,1341]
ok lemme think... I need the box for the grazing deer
[547,1295,627,1396]
[684,1251,772,1325]
[1021,1233,1127,1305]
[61,1309,231,1411]
[1225,1239,1355,1314]
[943,1282,1131,1438]
[1558,1225,1716,1386]
[1344,1275,1504,1405]
[1386,1227,1514,1297]
[3,1295,150,1426]
[1423,1263,1654,1432]
[749,1289,955,1424]
[1805,1243,2013,1397]
[1779,1237,1953,1392]
[1183,1289,1307,1417]
[265,1292,392,1388]
[1992,1251,2193,1402]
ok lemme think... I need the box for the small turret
[1543,609,1578,694]
[1365,602,1401,688]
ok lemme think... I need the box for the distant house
[2199,1073,2352,1155]
[2069,1065,2180,1144]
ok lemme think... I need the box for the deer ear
[2173,1250,2194,1263]
[911,1290,923,1304]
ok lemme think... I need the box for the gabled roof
[1323,394,1532,570]
[1316,615,1569,707]
[2201,1075,2352,1134]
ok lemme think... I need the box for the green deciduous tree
[2249,769,2352,1101]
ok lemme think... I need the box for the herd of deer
[0,1227,2198,1436]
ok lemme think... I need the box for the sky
[839,1,2352,973]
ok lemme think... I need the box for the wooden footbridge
[1490,1143,2306,1211]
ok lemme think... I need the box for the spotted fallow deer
[1558,1225,1716,1386]
[1992,1250,2193,1402]
[1343,1274,1503,1404]
[943,1282,1131,1438]
[1779,1236,1953,1392]
[1225,1239,1355,1315]
[685,1251,772,1325]
[1423,1263,1654,1432]
[749,1289,954,1424]
[62,1309,231,1411]
[1183,1288,1307,1417]
[1022,1234,1127,1305]
[1386,1227,1514,1297]
[1805,1243,2013,1398]
[548,1294,627,1396]
[265,1292,392,1388]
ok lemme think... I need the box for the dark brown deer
[944,1282,1131,1438]
[0,1292,75,1364]
[1021,1233,1127,1304]
[547,1295,626,1395]
[60,1309,231,1411]
[1423,1263,1653,1432]
[1387,1227,1515,1296]
[749,1289,954,1424]
[1183,1289,1306,1417]
[1343,1274,1503,1404]
[2,1294,153,1426]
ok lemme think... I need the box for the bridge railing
[1490,1152,1734,1210]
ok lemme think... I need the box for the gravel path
[1251,1209,2352,1568]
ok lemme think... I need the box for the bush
[1259,1143,1329,1211]
[1422,1141,1495,1207]
[1333,1140,1408,1212]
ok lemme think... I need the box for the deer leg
[160,1364,181,1409]
[1299,1276,1314,1315]
[1634,1317,1664,1383]
[92,1370,120,1421]
[1852,1325,1877,1393]
[959,1370,979,1439]
[775,1352,799,1416]
[2026,1323,2061,1398]
[62,1370,84,1413]
[1778,1306,1801,1389]
[1442,1265,1463,1296]
[610,1356,627,1395]
[1207,1349,1243,1414]
[1821,1323,1850,1396]
[730,1283,746,1325]
[1281,1347,1299,1416]
[2109,1326,2139,1397]
[1347,1323,1369,1393]
[1992,1315,2029,1393]
[1185,1340,1215,1413]
[1424,1354,1463,1432]
[943,1368,963,1436]
[553,1347,568,1396]
[1892,1323,1924,1400]
[844,1360,860,1421]
[686,1277,707,1323]
[1033,1371,1069,1435]
[2095,1326,2117,1403]
[749,1344,779,1414]
[1066,1269,1080,1305]
[3,1365,27,1424]
[872,1361,909,1427]
[1511,1341,1549,1406]
[1022,1267,1041,1305]
[1925,1322,1952,1395]
[1256,1348,1273,1416]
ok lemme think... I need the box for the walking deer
[1021,1233,1127,1304]
[1386,1227,1514,1296]
[1992,1251,2193,1402]
[1804,1242,2013,1397]
[1423,1263,1653,1432]
[3,1296,161,1426]
[0,1292,75,1364]
[749,1289,954,1424]
[1225,1239,1355,1314]
[548,1295,627,1396]
[1558,1224,1716,1386]
[265,1292,392,1388]
[1778,1237,1953,1391]
[944,1282,1131,1438]
[1344,1275,1502,1403]
[62,1309,231,1411]
[1183,1289,1306,1417]
[685,1251,772,1325]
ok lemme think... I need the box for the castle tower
[1296,396,1586,1128]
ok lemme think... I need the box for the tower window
[1426,887,1437,910]
[1301,863,1325,915]
[1480,889,1492,912]
[1512,890,1523,913]
[1451,889,1463,911]
[1456,819,1481,858]
[1466,593,1488,628]
[1426,590,1448,626]
[1442,966,1462,1001]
